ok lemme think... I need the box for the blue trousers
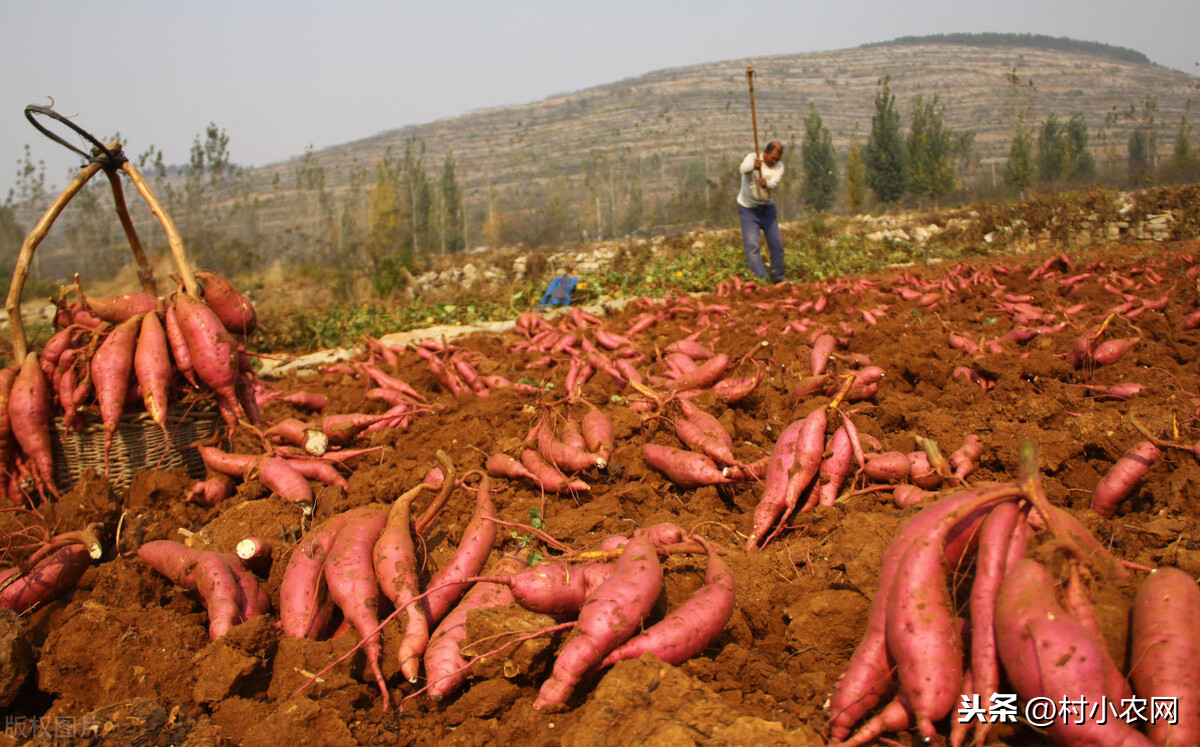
[738,203,784,282]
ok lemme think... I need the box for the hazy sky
[3,0,1197,199]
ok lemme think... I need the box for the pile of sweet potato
[827,445,1200,746]
[2,271,258,504]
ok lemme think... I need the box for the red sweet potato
[534,536,664,709]
[373,485,429,682]
[134,312,172,431]
[164,302,199,388]
[666,353,729,392]
[173,293,243,429]
[643,442,730,488]
[816,425,854,507]
[1090,440,1160,519]
[520,449,589,494]
[749,406,826,548]
[81,290,160,323]
[8,353,57,499]
[1129,567,1200,747]
[864,451,911,482]
[186,474,237,506]
[0,366,19,472]
[828,486,1019,743]
[995,559,1154,746]
[424,553,526,699]
[138,540,247,639]
[255,457,315,507]
[323,505,392,709]
[280,511,353,638]
[600,542,734,667]
[486,452,538,482]
[195,269,257,335]
[0,544,93,613]
[424,476,498,624]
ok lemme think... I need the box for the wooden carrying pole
[6,138,201,362]
[4,161,104,363]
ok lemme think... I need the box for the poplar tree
[800,104,839,211]
[844,136,866,213]
[865,76,906,204]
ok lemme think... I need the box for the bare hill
[241,40,1197,229]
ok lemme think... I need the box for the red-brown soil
[3,239,1200,746]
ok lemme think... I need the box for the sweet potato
[1090,440,1160,519]
[534,535,664,709]
[81,290,160,323]
[520,449,589,494]
[828,486,1019,743]
[323,505,391,709]
[195,269,257,335]
[0,544,93,613]
[186,474,237,506]
[1129,567,1200,747]
[138,540,248,639]
[748,406,826,548]
[537,413,604,472]
[600,542,734,667]
[9,353,57,499]
[424,476,498,624]
[816,425,854,507]
[486,452,538,482]
[255,457,315,507]
[666,353,729,392]
[484,560,616,616]
[280,511,353,638]
[173,293,243,429]
[373,484,429,682]
[579,402,614,465]
[744,416,808,550]
[643,442,730,488]
[424,553,526,699]
[0,366,19,471]
[965,502,1022,746]
[164,302,198,388]
[995,558,1154,746]
[864,451,911,482]
[134,312,172,431]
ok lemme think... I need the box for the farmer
[736,140,786,283]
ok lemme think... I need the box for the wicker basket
[50,406,221,493]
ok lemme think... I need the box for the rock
[462,603,556,680]
[0,609,32,708]
[562,656,820,746]
[193,642,262,705]
[784,589,869,653]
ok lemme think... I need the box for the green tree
[800,105,838,211]
[1065,114,1095,180]
[1004,117,1036,194]
[1036,114,1071,183]
[865,76,906,204]
[1128,127,1154,185]
[400,138,433,256]
[1127,97,1158,186]
[439,151,464,253]
[906,94,956,202]
[1172,115,1198,180]
[1036,113,1094,184]
[366,152,407,296]
[844,134,866,213]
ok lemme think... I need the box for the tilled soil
[4,239,1200,746]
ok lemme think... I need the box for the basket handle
[6,106,201,363]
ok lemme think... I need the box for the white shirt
[737,152,784,208]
